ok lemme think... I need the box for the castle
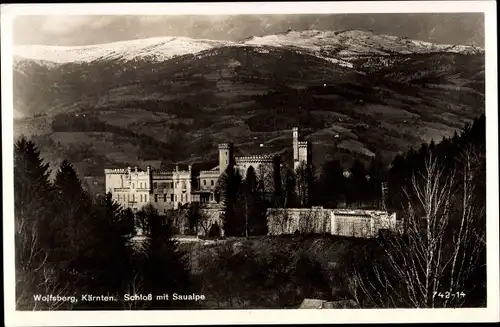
[104,127,312,213]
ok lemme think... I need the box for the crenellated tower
[293,126,311,171]
[218,143,234,174]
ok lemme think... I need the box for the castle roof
[189,160,218,172]
[161,163,190,171]
[141,160,162,170]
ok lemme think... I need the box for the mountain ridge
[12,29,485,182]
[14,29,484,66]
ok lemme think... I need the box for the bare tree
[347,153,486,308]
[16,219,72,310]
[121,273,149,310]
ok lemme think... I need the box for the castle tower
[293,126,312,171]
[146,165,152,193]
[219,143,234,174]
[293,127,299,164]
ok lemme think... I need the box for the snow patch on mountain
[244,29,484,58]
[13,30,483,71]
[14,36,236,64]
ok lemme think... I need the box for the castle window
[154,194,158,202]
[171,194,174,202]
[132,183,135,189]
[140,194,143,202]
[164,194,167,202]
[132,194,135,202]
[170,182,174,188]
[153,182,158,189]
[203,180,206,186]
[175,194,177,202]
[181,194,184,202]
[211,180,214,186]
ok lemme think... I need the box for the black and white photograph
[2,1,498,325]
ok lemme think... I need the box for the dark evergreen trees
[133,206,193,309]
[282,167,298,208]
[387,114,486,212]
[317,160,346,208]
[14,137,60,309]
[346,159,368,208]
[295,161,314,207]
[89,193,135,306]
[367,153,387,208]
[243,166,268,236]
[339,114,486,308]
[217,166,244,237]
[52,160,134,307]
[14,139,136,309]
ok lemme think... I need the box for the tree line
[335,114,486,308]
[14,137,193,310]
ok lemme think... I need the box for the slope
[12,37,485,181]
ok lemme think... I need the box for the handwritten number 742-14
[433,291,466,299]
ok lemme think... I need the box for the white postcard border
[2,2,498,325]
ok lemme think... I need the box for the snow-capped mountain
[243,29,484,58]
[12,28,484,177]
[14,36,236,64]
[13,29,484,68]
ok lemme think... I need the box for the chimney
[134,166,138,173]
[127,166,131,175]
[175,165,179,172]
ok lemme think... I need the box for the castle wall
[267,208,332,235]
[266,208,397,238]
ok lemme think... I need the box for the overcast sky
[13,13,484,47]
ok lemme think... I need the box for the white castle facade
[104,127,312,213]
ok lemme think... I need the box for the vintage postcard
[2,1,498,325]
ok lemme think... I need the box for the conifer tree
[134,205,193,309]
[217,166,244,237]
[282,168,298,208]
[52,160,134,307]
[367,153,387,208]
[318,160,346,208]
[14,137,61,309]
[346,159,368,208]
[120,207,136,237]
[89,193,135,305]
[295,161,313,207]
[243,166,268,236]
[52,160,92,287]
